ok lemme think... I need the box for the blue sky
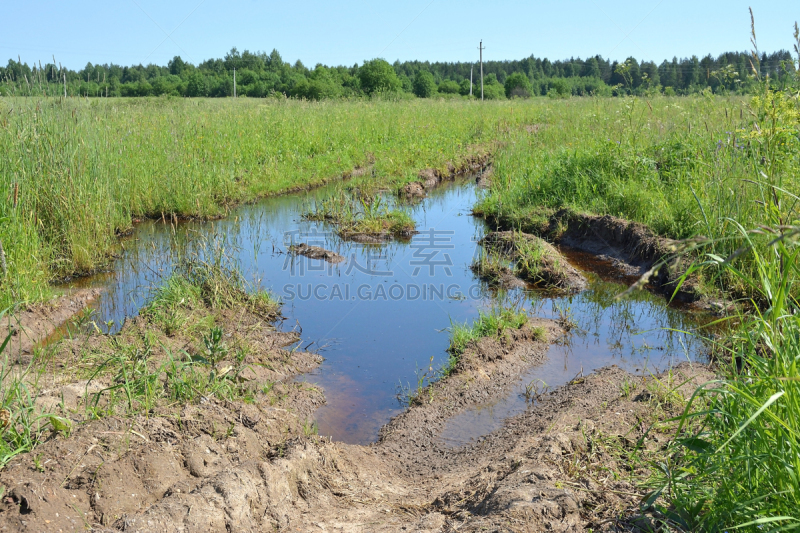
[2,1,798,69]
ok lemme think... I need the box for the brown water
[62,178,709,445]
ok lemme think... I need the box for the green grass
[474,91,800,298]
[447,305,533,360]
[639,227,800,531]
[0,308,61,467]
[470,250,515,285]
[303,189,415,239]
[0,96,538,308]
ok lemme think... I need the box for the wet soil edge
[1,288,103,357]
[477,207,707,304]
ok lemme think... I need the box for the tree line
[1,47,796,99]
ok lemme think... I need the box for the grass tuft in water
[304,189,415,239]
[447,305,533,361]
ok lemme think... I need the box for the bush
[504,72,532,98]
[438,80,460,94]
[477,74,506,100]
[413,70,436,98]
[358,59,401,95]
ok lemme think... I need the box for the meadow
[0,96,537,308]
[1,81,800,529]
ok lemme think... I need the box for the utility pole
[479,40,485,101]
[63,72,67,98]
[233,67,236,98]
[470,65,473,96]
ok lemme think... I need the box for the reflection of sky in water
[66,180,707,446]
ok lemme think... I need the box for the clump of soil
[480,231,587,291]
[475,167,492,189]
[402,153,491,198]
[288,243,345,264]
[470,260,527,290]
[1,288,102,358]
[477,207,705,303]
[0,306,712,532]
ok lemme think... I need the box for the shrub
[504,72,532,98]
[438,80,460,94]
[413,70,436,98]
[358,59,401,95]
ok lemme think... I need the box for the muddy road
[0,174,714,531]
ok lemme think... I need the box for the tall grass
[642,225,800,530]
[0,96,534,308]
[474,91,799,297]
[303,188,415,238]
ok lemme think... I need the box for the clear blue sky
[2,1,798,69]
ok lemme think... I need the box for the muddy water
[64,179,707,445]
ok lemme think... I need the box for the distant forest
[1,47,796,99]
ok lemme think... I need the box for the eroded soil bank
[474,207,712,305]
[0,308,712,531]
[0,289,103,359]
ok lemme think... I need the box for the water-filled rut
[64,178,707,445]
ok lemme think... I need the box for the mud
[470,262,528,290]
[402,153,491,198]
[0,289,102,358]
[480,231,587,292]
[288,243,345,264]
[478,207,706,303]
[0,304,713,532]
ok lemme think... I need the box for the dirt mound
[477,207,704,303]
[402,153,491,198]
[480,231,587,291]
[288,243,345,264]
[470,261,527,290]
[1,288,102,358]
[0,304,712,531]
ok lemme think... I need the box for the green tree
[168,56,185,76]
[413,70,436,98]
[186,72,209,97]
[358,59,401,95]
[504,72,532,98]
[438,80,460,94]
[582,57,601,78]
[482,73,506,100]
[398,74,413,93]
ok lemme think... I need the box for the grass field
[0,96,536,308]
[2,84,800,529]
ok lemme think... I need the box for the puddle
[62,178,709,445]
[438,271,705,448]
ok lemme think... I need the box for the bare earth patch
[1,288,102,358]
[0,307,712,532]
[401,153,491,199]
[288,243,345,264]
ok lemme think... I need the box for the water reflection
[63,179,707,445]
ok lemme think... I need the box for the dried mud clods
[288,242,345,264]
[0,306,327,532]
[477,231,587,292]
[401,153,492,199]
[0,390,327,532]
